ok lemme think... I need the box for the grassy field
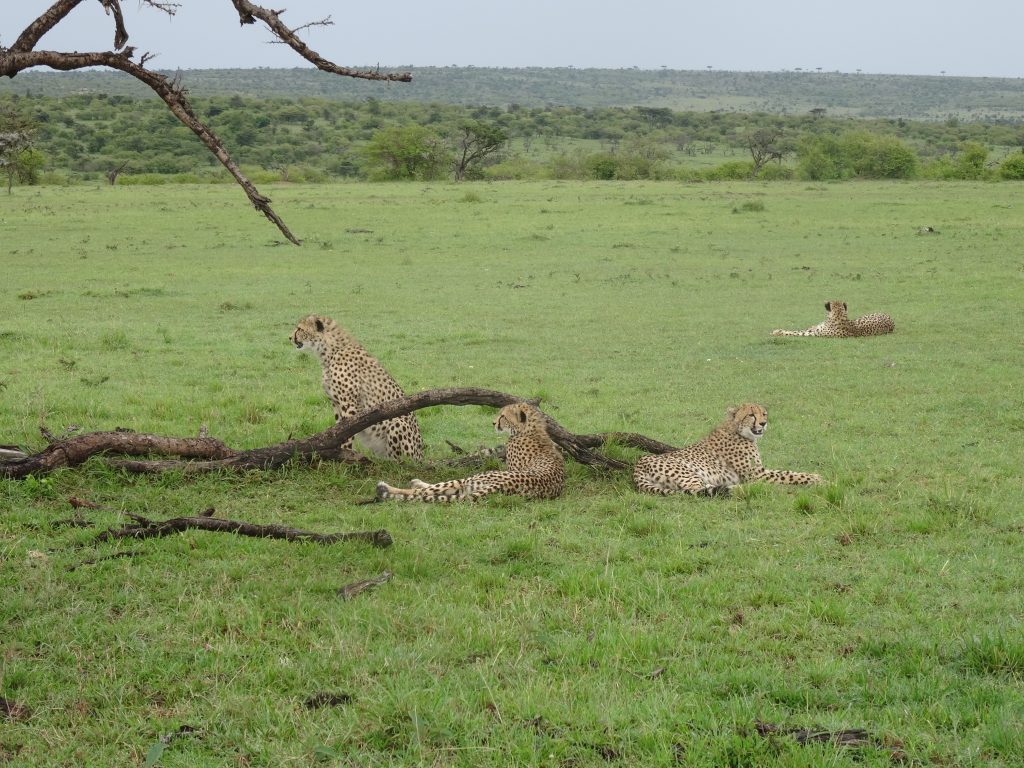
[2,180,1022,767]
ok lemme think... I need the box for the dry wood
[754,721,907,761]
[338,570,393,600]
[0,1,410,244]
[96,510,393,548]
[2,387,664,479]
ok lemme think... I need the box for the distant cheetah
[772,300,894,337]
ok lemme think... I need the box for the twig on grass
[96,509,393,548]
[66,549,145,572]
[338,570,393,600]
[754,721,908,762]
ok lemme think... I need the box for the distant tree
[0,1,411,243]
[745,128,787,177]
[451,121,508,181]
[0,105,36,193]
[998,151,1024,180]
[364,125,449,181]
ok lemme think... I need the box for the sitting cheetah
[633,403,821,496]
[291,314,423,460]
[772,300,894,337]
[376,402,564,502]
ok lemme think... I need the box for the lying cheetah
[633,403,821,496]
[772,300,894,337]
[291,314,423,460]
[376,402,564,502]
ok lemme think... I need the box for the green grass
[1,180,1022,767]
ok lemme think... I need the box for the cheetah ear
[518,408,527,423]
[842,302,847,310]
[726,406,738,419]
[314,318,325,332]
[824,301,832,311]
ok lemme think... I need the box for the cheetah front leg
[771,325,823,337]
[328,398,359,453]
[749,468,823,486]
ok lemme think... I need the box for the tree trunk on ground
[1,387,680,479]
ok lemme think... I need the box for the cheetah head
[727,403,768,441]
[824,300,849,323]
[291,314,333,353]
[494,402,543,436]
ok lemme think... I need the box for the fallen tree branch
[96,509,393,547]
[1,387,678,479]
[0,430,233,479]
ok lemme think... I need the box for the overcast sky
[4,1,1024,78]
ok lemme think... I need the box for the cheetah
[633,403,822,496]
[772,300,894,337]
[291,314,423,460]
[376,402,564,502]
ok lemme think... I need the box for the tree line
[3,92,1024,188]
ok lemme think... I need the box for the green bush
[484,155,546,180]
[998,151,1024,180]
[703,161,755,180]
[840,131,918,178]
[758,163,795,181]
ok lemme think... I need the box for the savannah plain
[1,179,1023,766]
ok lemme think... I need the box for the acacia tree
[0,1,411,244]
[745,127,787,178]
[452,121,508,181]
[0,106,35,193]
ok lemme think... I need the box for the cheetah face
[494,402,539,436]
[291,315,326,352]
[728,403,768,442]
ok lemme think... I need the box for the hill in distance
[2,66,1022,121]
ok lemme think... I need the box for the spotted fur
[772,300,894,337]
[633,403,822,496]
[376,402,564,502]
[291,314,423,460]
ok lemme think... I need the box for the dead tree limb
[1,387,674,479]
[97,510,394,547]
[0,1,410,244]
[0,430,233,479]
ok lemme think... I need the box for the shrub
[703,161,754,181]
[758,163,794,181]
[998,151,1024,180]
[484,155,545,180]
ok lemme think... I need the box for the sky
[3,0,1024,78]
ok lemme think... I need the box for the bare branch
[1,1,410,243]
[229,1,411,82]
[100,0,130,50]
[139,0,181,15]
[0,48,301,243]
